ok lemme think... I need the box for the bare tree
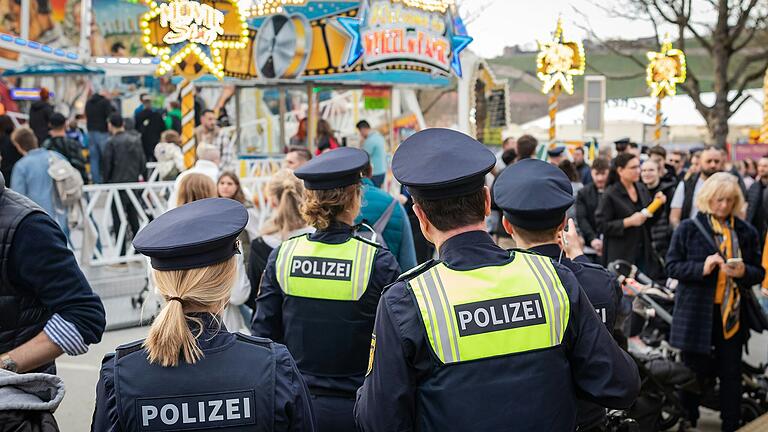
[576,0,768,146]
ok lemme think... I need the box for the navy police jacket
[251,223,400,394]
[529,243,623,430]
[354,231,639,432]
[91,315,315,432]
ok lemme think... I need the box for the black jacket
[134,108,165,161]
[0,411,59,432]
[28,101,53,145]
[85,95,114,133]
[576,183,601,244]
[666,213,764,353]
[0,135,22,188]
[746,179,768,243]
[646,179,677,260]
[246,236,274,309]
[1,175,105,363]
[596,181,665,280]
[42,136,88,182]
[102,131,147,183]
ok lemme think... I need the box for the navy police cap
[493,158,574,230]
[547,145,566,157]
[133,198,248,271]
[392,128,495,200]
[294,147,369,190]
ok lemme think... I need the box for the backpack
[357,199,398,249]
[47,154,83,208]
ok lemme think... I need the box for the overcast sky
[464,0,684,58]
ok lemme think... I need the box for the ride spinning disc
[255,14,312,79]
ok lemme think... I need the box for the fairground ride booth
[69,0,478,169]
[0,0,109,123]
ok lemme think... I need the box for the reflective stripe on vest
[275,235,377,301]
[409,253,570,364]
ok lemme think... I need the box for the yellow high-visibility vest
[409,252,570,364]
[275,235,377,301]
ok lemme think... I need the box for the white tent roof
[522,89,764,129]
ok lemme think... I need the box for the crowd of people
[493,135,768,431]
[3,92,768,431]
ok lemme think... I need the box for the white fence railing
[75,175,273,267]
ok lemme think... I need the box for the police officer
[354,128,640,431]
[91,198,315,432]
[494,158,623,431]
[251,147,400,432]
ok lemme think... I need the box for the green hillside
[489,50,761,99]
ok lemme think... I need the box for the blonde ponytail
[261,169,307,239]
[143,257,237,367]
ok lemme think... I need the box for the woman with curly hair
[251,148,400,432]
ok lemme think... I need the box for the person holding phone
[666,172,765,431]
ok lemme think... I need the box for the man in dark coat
[103,114,146,255]
[576,157,610,262]
[0,173,105,375]
[134,95,165,162]
[746,156,768,247]
[27,88,53,145]
[42,113,88,183]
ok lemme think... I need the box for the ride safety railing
[73,164,278,267]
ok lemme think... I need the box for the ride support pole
[180,80,196,168]
[548,85,560,148]
[761,69,768,144]
[654,95,663,146]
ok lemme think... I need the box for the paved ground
[54,324,767,431]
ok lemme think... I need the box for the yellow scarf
[710,215,740,339]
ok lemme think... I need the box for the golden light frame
[646,35,687,98]
[141,0,250,80]
[536,18,585,95]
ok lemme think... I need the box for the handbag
[691,217,768,333]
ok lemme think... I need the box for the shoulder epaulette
[352,234,385,249]
[101,352,116,366]
[578,261,610,272]
[396,259,439,282]
[115,339,145,360]
[286,232,311,241]
[234,333,273,347]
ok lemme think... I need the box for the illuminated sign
[159,0,225,45]
[10,88,55,101]
[141,0,249,80]
[335,0,471,77]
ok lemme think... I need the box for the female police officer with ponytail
[91,198,316,432]
[251,147,400,432]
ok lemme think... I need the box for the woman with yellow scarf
[666,172,765,431]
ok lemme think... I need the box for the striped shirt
[44,313,88,355]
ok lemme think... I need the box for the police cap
[294,147,368,190]
[547,145,566,157]
[392,128,495,200]
[133,198,247,271]
[493,158,574,230]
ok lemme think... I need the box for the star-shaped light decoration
[141,0,250,80]
[646,34,687,98]
[336,14,364,68]
[536,18,585,95]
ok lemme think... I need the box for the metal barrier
[74,176,273,267]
